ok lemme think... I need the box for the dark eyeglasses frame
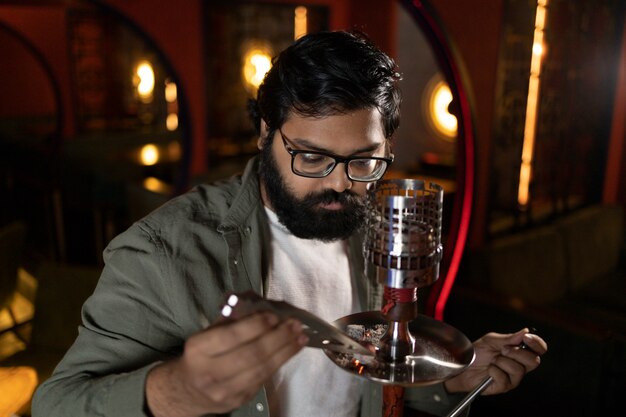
[278,129,394,182]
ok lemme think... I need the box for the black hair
[248,30,402,142]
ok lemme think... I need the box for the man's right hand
[145,312,308,416]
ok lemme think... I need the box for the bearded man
[33,31,546,417]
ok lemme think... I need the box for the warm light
[135,61,155,102]
[518,163,532,205]
[165,80,177,103]
[168,140,182,161]
[294,6,308,40]
[243,46,272,94]
[0,367,38,416]
[518,0,549,207]
[530,30,545,77]
[140,144,159,166]
[432,82,457,137]
[143,176,169,194]
[424,76,457,140]
[166,113,178,131]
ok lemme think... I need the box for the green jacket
[32,157,463,417]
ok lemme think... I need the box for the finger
[191,320,306,410]
[483,364,511,395]
[191,312,280,356]
[494,355,526,383]
[202,319,306,381]
[195,336,301,412]
[502,345,542,373]
[484,356,524,394]
[494,356,526,392]
[220,323,307,388]
[504,328,532,346]
[478,328,527,351]
[521,333,548,355]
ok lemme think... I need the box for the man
[33,31,547,416]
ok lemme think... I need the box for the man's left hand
[443,328,548,395]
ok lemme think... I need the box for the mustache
[303,189,365,208]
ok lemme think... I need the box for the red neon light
[434,85,474,320]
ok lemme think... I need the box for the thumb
[505,328,532,347]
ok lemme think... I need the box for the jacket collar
[217,156,264,232]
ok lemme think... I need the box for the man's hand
[145,312,308,417]
[444,328,547,395]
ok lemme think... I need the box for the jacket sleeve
[32,221,188,417]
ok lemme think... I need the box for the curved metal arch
[90,0,192,194]
[0,21,64,152]
[398,0,476,320]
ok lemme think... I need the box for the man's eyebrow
[290,137,385,155]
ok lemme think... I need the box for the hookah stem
[381,286,417,417]
[383,385,405,417]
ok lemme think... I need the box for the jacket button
[233,259,238,265]
[256,402,264,412]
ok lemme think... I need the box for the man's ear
[257,120,270,150]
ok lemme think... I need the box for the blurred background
[0,0,624,416]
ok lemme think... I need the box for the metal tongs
[220,291,374,356]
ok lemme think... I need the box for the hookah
[325,179,474,416]
[221,179,475,416]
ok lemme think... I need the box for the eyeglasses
[279,129,393,182]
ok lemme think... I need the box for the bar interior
[1,0,625,416]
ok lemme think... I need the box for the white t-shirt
[264,207,363,417]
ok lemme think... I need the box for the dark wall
[0,6,73,137]
[0,28,55,118]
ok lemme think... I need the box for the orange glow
[431,81,457,138]
[424,75,458,141]
[166,113,178,131]
[0,367,37,415]
[518,0,549,207]
[143,176,170,194]
[135,60,155,103]
[164,80,178,131]
[535,4,547,28]
[140,144,159,166]
[168,140,182,161]
[165,80,177,103]
[294,6,308,40]
[243,46,272,94]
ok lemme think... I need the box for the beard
[258,142,367,242]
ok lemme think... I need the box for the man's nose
[323,163,352,193]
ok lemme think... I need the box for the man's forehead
[281,108,386,149]
[284,134,386,156]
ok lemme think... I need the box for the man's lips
[318,201,344,210]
